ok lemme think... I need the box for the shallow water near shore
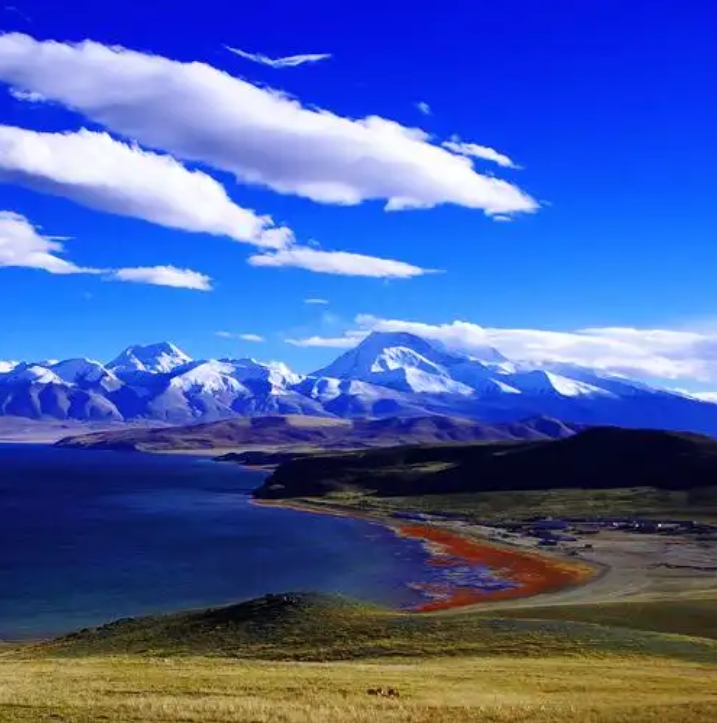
[0,443,449,639]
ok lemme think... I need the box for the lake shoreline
[2,445,439,641]
[253,498,599,612]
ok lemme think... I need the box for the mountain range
[3,332,717,435]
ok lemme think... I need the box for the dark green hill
[23,592,717,664]
[255,426,717,499]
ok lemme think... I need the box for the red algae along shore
[254,500,597,612]
[396,523,595,612]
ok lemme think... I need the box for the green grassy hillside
[18,593,717,664]
[499,598,717,640]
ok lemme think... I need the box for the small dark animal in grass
[367,687,400,698]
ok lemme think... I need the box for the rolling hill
[255,426,717,499]
[56,413,581,452]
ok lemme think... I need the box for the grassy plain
[290,486,717,522]
[2,655,717,723]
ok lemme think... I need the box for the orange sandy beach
[255,499,597,612]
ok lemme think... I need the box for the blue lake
[0,444,433,640]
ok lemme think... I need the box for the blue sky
[1,0,717,387]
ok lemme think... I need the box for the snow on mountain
[2,363,64,386]
[313,331,491,395]
[443,360,520,394]
[221,359,304,392]
[670,389,717,405]
[107,342,192,375]
[315,332,475,379]
[169,361,249,395]
[498,370,616,398]
[539,363,673,398]
[365,366,477,395]
[3,335,717,434]
[295,377,382,403]
[50,358,123,392]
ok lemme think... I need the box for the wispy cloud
[3,5,31,23]
[215,331,265,342]
[304,298,329,305]
[287,331,366,348]
[225,46,331,69]
[8,87,43,102]
[248,246,432,278]
[111,266,212,291]
[0,34,537,216]
[0,125,289,248]
[416,101,432,116]
[0,210,91,275]
[1,210,211,291]
[285,314,717,383]
[443,135,519,169]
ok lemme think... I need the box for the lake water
[0,444,434,640]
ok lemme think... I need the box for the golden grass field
[1,655,716,723]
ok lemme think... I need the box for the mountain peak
[361,330,508,365]
[312,331,446,380]
[362,330,436,348]
[312,329,506,382]
[107,342,192,375]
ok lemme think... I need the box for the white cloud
[216,331,265,342]
[304,298,329,305]
[111,266,212,291]
[0,210,93,275]
[0,128,430,284]
[1,210,212,291]
[0,125,289,248]
[225,46,331,69]
[287,331,366,348]
[3,5,31,23]
[416,101,431,116]
[442,136,519,169]
[248,246,432,278]
[286,314,717,383]
[0,33,537,216]
[9,88,44,102]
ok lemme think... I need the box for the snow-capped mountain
[107,342,192,375]
[3,333,717,435]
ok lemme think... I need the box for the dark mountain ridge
[56,413,582,452]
